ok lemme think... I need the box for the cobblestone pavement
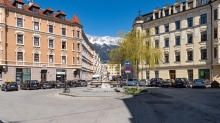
[0,87,220,123]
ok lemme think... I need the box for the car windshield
[128,79,137,81]
[31,80,38,84]
[194,79,203,82]
[81,80,86,82]
[8,82,17,85]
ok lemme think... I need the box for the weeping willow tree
[109,29,163,89]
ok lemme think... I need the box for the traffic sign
[125,61,131,66]
[125,66,131,71]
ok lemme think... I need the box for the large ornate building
[133,0,220,82]
[0,0,83,84]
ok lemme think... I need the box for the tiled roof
[30,3,40,8]
[71,14,81,24]
[1,0,81,26]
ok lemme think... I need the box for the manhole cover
[146,101,173,104]
[150,93,173,98]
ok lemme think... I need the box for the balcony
[186,43,193,47]
[199,41,207,46]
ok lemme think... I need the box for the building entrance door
[169,70,176,80]
[41,70,47,82]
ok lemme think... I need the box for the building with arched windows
[133,0,220,82]
[0,0,82,84]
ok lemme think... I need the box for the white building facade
[133,0,220,82]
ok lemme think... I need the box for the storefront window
[188,70,193,82]
[199,69,210,80]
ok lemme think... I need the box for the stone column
[185,2,189,10]
[180,3,183,11]
[158,11,161,18]
[193,0,197,8]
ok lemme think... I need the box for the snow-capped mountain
[86,34,121,46]
[86,34,120,61]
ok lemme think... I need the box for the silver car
[192,79,206,88]
[138,79,150,86]
[127,79,137,86]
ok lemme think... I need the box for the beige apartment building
[0,0,83,84]
[133,0,220,82]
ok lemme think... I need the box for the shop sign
[200,71,204,76]
[7,78,12,82]
[56,72,65,74]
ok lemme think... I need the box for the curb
[59,93,76,97]
[59,92,125,97]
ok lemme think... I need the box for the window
[49,40,53,48]
[187,51,193,61]
[60,15,65,20]
[16,3,22,9]
[199,69,210,79]
[49,25,53,33]
[165,24,169,32]
[164,53,169,63]
[183,5,186,11]
[200,14,207,24]
[175,21,180,30]
[73,57,75,64]
[77,57,80,64]
[47,12,52,17]
[49,55,53,63]
[175,37,180,46]
[201,49,207,60]
[62,56,66,64]
[176,6,180,12]
[32,7,39,13]
[214,9,218,20]
[175,52,180,62]
[165,39,169,47]
[155,13,159,19]
[17,35,23,44]
[17,52,23,61]
[34,37,39,46]
[188,2,193,9]
[187,17,193,27]
[201,0,207,5]
[17,18,23,27]
[165,10,169,16]
[155,71,159,78]
[73,30,74,37]
[34,22,39,30]
[62,42,66,49]
[187,34,193,44]
[214,28,218,39]
[201,32,207,42]
[34,54,39,62]
[77,31,80,38]
[62,28,66,35]
[155,40,159,48]
[78,44,80,51]
[214,47,218,59]
[188,70,193,82]
[155,26,159,34]
[72,43,74,50]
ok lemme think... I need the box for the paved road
[0,87,220,123]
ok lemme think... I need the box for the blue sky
[32,0,176,37]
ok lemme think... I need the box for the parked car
[1,82,19,91]
[192,79,206,88]
[150,78,163,87]
[20,80,39,90]
[50,81,64,88]
[76,80,87,87]
[161,79,174,87]
[138,79,150,86]
[174,78,190,88]
[127,79,138,86]
[67,80,77,87]
[39,81,52,89]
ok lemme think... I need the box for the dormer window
[60,15,65,20]
[47,12,52,17]
[32,7,39,13]
[17,3,22,9]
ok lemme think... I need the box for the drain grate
[146,101,173,104]
[149,93,173,98]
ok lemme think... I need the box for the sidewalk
[59,87,126,97]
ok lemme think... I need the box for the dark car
[150,78,163,87]
[51,81,64,88]
[20,80,39,90]
[67,80,77,87]
[162,79,174,87]
[76,80,87,87]
[39,81,52,89]
[1,82,19,91]
[174,78,190,88]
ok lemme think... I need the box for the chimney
[27,0,34,6]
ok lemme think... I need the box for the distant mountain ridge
[86,34,120,61]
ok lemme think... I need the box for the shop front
[199,69,210,80]
[16,68,31,84]
[56,69,66,82]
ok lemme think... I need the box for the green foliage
[124,88,148,95]
[109,29,163,71]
